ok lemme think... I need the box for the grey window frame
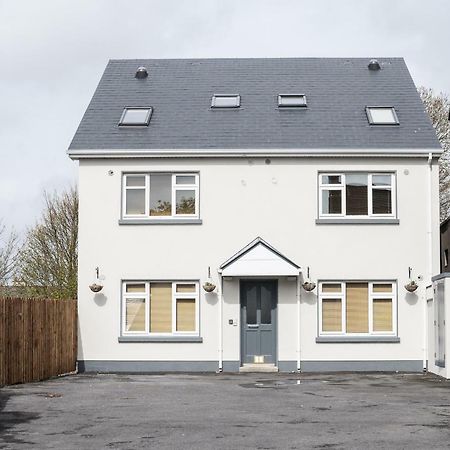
[365,106,399,125]
[119,107,153,126]
[211,95,241,108]
[278,94,307,108]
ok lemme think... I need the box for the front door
[240,280,277,364]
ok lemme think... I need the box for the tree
[418,87,450,221]
[18,187,78,299]
[0,221,19,286]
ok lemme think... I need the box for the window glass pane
[176,176,196,185]
[368,108,397,124]
[246,285,257,325]
[373,283,393,293]
[150,283,172,332]
[121,108,150,125]
[372,175,391,187]
[322,190,342,214]
[321,175,341,185]
[125,298,146,332]
[278,95,307,107]
[126,283,146,293]
[322,283,342,293]
[346,283,369,333]
[260,284,272,324]
[176,299,196,331]
[322,299,342,332]
[176,190,196,215]
[373,299,393,332]
[126,176,145,187]
[176,284,196,293]
[373,189,392,214]
[150,174,172,216]
[212,95,239,107]
[346,174,368,215]
[126,189,145,215]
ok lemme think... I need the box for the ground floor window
[122,281,199,335]
[319,281,396,336]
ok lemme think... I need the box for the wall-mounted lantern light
[404,267,418,292]
[202,266,216,292]
[302,267,316,292]
[89,267,103,293]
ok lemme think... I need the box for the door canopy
[219,237,301,277]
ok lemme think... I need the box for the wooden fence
[0,297,77,386]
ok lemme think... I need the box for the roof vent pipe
[135,66,148,79]
[368,59,381,71]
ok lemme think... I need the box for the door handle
[247,324,259,328]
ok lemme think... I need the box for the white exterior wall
[77,156,440,371]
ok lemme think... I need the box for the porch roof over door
[219,237,301,277]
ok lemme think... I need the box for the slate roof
[68,57,441,154]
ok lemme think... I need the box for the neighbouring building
[68,57,444,373]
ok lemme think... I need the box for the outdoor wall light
[302,267,316,292]
[89,267,104,293]
[404,267,418,292]
[202,266,216,292]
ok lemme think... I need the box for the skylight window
[119,107,153,126]
[278,94,307,108]
[366,107,399,125]
[211,95,240,108]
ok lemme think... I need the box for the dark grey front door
[240,280,277,364]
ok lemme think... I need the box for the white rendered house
[69,57,442,372]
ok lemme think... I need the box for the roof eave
[67,147,443,160]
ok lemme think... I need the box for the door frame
[239,278,278,365]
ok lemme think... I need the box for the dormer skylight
[278,94,307,108]
[119,107,153,126]
[366,107,399,125]
[211,95,240,108]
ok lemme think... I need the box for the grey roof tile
[68,57,441,151]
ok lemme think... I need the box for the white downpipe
[424,152,433,370]
[297,274,301,372]
[218,272,223,372]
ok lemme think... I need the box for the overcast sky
[1,0,449,235]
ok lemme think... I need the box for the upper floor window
[119,107,153,126]
[319,281,396,336]
[366,107,399,125]
[122,281,199,336]
[319,172,395,218]
[123,173,199,219]
[211,95,240,108]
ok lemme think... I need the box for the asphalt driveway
[1,372,450,449]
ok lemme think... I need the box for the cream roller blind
[373,299,393,332]
[150,283,172,332]
[176,299,196,332]
[322,298,342,332]
[346,283,368,333]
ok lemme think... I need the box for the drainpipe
[218,271,223,372]
[424,152,433,370]
[297,273,301,372]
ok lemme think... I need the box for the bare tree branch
[17,187,78,299]
[0,221,20,285]
[418,87,450,222]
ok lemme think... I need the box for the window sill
[316,336,400,343]
[118,336,203,343]
[316,218,399,225]
[119,218,202,226]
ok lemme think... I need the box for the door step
[239,363,279,373]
